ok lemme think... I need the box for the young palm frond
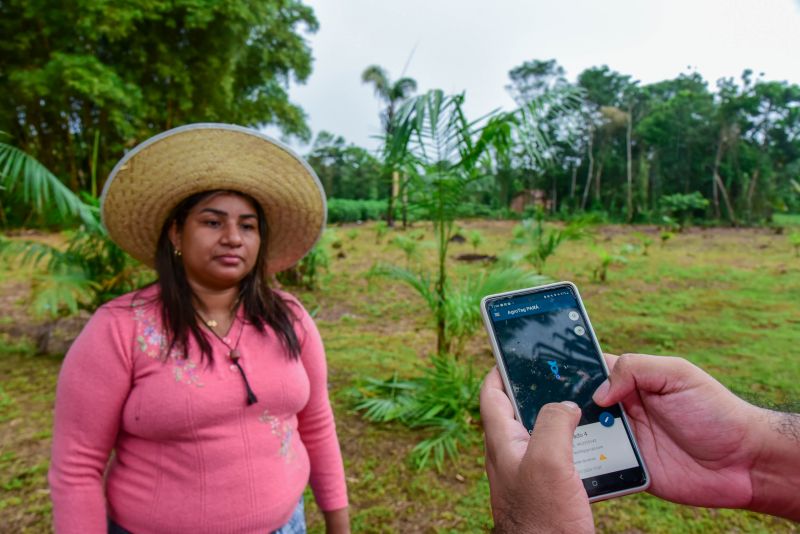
[352,353,481,471]
[0,141,96,226]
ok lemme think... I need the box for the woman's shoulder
[96,285,161,319]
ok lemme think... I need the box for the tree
[0,0,318,209]
[305,131,383,200]
[361,65,418,226]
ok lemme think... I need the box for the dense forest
[310,60,800,225]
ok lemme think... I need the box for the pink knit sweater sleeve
[293,303,349,512]
[48,307,133,534]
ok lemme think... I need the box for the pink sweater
[48,286,348,533]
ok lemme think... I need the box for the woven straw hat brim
[100,123,326,274]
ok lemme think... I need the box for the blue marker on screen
[599,411,614,427]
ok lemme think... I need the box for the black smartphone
[481,281,649,501]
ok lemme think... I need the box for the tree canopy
[0,0,318,197]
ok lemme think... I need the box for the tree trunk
[712,132,723,219]
[593,161,604,206]
[580,130,594,211]
[711,128,737,225]
[570,163,578,201]
[385,170,397,226]
[746,169,759,222]
[626,107,633,222]
[401,174,409,228]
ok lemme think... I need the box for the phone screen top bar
[487,287,575,322]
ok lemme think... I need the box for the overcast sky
[269,0,800,153]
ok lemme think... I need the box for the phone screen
[485,284,647,498]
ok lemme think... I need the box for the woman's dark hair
[154,190,301,362]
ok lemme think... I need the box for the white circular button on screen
[568,311,580,321]
[574,326,585,336]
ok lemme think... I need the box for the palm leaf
[0,142,97,226]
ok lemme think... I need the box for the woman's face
[169,192,262,291]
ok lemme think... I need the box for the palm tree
[0,139,143,315]
[361,65,417,226]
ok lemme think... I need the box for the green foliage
[277,229,332,290]
[389,234,423,268]
[661,231,674,247]
[327,198,387,223]
[352,354,481,471]
[306,132,384,200]
[373,220,389,243]
[632,232,654,256]
[660,192,710,228]
[789,232,800,257]
[512,208,588,274]
[590,246,628,283]
[0,141,96,226]
[371,264,545,356]
[1,0,318,202]
[466,230,484,252]
[1,195,149,316]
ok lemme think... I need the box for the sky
[269,0,800,153]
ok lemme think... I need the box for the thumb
[593,353,694,406]
[523,401,582,478]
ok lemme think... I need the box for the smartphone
[481,281,649,501]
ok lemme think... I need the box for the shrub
[352,354,482,471]
[327,198,387,223]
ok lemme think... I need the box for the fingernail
[561,401,579,411]
[593,379,610,403]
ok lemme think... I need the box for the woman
[48,124,350,533]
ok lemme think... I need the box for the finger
[602,352,619,370]
[480,367,530,460]
[523,402,582,478]
[592,353,696,406]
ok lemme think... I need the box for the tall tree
[361,65,417,226]
[0,0,317,203]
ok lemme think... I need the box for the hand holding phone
[481,282,649,501]
[481,368,595,532]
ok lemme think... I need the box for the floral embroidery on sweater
[258,409,295,462]
[131,299,203,387]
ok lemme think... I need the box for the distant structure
[510,189,552,213]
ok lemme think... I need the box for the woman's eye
[241,224,256,231]
[204,220,221,228]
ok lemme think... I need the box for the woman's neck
[190,283,240,318]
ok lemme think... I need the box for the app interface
[488,287,641,481]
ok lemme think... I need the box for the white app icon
[568,311,580,321]
[574,326,585,336]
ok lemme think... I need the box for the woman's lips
[215,254,243,266]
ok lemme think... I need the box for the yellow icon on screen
[599,454,607,461]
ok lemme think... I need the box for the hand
[323,507,350,534]
[593,353,759,509]
[480,367,595,533]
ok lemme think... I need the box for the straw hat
[100,123,326,274]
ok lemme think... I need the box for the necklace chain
[195,310,258,406]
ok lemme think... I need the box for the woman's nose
[221,223,243,245]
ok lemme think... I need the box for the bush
[327,198,387,223]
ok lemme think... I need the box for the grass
[1,221,799,532]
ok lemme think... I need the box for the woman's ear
[168,221,181,252]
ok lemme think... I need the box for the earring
[174,248,182,257]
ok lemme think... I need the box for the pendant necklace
[197,312,258,406]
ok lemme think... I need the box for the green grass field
[1,221,799,533]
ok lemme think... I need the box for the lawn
[1,220,799,533]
